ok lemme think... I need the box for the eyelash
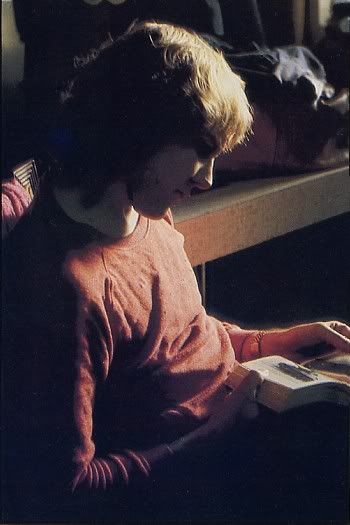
[195,139,218,159]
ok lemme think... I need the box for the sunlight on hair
[127,21,253,154]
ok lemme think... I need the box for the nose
[192,159,214,191]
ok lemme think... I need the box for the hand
[202,369,268,437]
[169,370,266,455]
[261,321,350,361]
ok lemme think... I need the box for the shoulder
[62,244,108,298]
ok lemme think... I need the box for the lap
[140,403,349,523]
[30,403,347,523]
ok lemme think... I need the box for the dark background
[206,212,350,327]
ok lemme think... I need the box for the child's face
[131,145,215,219]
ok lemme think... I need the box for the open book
[225,355,350,413]
[300,350,350,384]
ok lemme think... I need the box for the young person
[3,21,350,522]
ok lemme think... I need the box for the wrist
[241,330,268,361]
[227,327,257,361]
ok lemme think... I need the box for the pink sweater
[3,186,257,511]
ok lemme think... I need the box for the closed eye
[195,137,219,160]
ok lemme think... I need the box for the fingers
[237,369,269,420]
[317,321,350,353]
[285,321,350,354]
[328,321,350,339]
[231,369,267,403]
[208,369,267,428]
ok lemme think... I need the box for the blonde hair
[126,21,253,154]
[51,21,253,205]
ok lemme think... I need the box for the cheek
[132,187,170,218]
[130,167,174,213]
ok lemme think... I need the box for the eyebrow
[195,137,219,160]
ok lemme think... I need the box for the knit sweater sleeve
[221,322,265,362]
[4,225,176,516]
[62,283,173,495]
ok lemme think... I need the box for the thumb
[237,369,269,420]
[237,369,269,398]
[227,368,268,410]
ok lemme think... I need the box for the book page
[301,351,350,384]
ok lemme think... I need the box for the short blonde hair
[131,21,253,154]
[52,21,253,205]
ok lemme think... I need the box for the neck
[53,181,139,239]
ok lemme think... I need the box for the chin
[150,208,170,220]
[137,206,169,220]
